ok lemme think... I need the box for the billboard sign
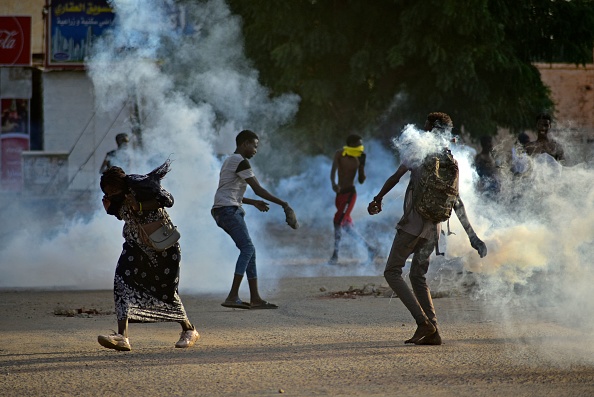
[0,16,32,66]
[1,98,30,191]
[46,0,116,68]
[1,134,30,190]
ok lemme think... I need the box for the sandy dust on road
[1,275,593,397]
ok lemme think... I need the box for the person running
[212,130,299,310]
[98,161,199,351]
[329,134,377,265]
[367,112,487,345]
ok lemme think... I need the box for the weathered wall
[42,70,129,190]
[536,63,594,134]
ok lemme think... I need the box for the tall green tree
[228,0,594,150]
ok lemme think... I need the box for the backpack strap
[434,225,444,256]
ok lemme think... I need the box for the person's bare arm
[245,176,288,208]
[245,176,299,228]
[453,197,487,257]
[358,154,366,184]
[367,164,408,215]
[330,150,341,193]
[374,164,408,199]
[242,197,270,212]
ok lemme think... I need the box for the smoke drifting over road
[0,0,592,365]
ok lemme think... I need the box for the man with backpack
[367,112,487,345]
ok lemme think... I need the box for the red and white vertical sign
[1,98,30,190]
[1,134,29,190]
[0,16,32,66]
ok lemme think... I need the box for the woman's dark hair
[426,112,453,130]
[236,130,259,146]
[100,166,127,193]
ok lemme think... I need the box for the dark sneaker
[98,333,131,351]
[404,320,436,344]
[415,330,442,345]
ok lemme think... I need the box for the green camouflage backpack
[413,149,459,223]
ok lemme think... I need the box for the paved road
[1,276,593,397]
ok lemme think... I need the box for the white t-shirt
[212,153,255,208]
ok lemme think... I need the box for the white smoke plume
[0,0,299,293]
[0,0,592,366]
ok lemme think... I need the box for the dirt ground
[1,274,593,397]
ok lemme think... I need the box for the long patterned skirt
[113,241,188,323]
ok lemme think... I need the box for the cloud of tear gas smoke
[393,124,456,168]
[1,0,593,365]
[0,0,298,293]
[438,133,594,364]
[253,139,406,278]
[343,124,594,364]
[0,0,406,292]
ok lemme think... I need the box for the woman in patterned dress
[98,161,199,351]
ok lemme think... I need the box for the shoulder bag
[137,208,180,251]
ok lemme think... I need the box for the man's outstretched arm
[245,176,288,208]
[367,164,408,215]
[245,176,298,229]
[453,197,487,258]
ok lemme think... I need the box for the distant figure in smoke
[367,112,487,345]
[524,113,565,164]
[98,161,200,351]
[329,134,378,265]
[212,130,299,310]
[511,132,532,175]
[474,135,501,197]
[100,133,132,173]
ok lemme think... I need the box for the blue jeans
[211,206,257,279]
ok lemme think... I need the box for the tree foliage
[227,0,594,150]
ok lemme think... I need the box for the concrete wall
[536,63,594,134]
[42,70,129,190]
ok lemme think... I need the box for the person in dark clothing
[100,133,132,173]
[367,112,487,346]
[474,135,501,196]
[98,161,199,351]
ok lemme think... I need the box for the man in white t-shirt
[212,130,298,310]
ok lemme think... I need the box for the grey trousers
[384,229,437,326]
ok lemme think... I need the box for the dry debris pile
[321,283,393,299]
[53,307,113,317]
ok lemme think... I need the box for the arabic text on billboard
[48,0,115,67]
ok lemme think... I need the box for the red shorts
[334,190,357,226]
